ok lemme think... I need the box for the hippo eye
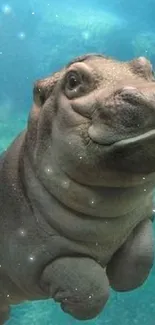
[65,71,82,90]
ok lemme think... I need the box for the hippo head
[26,54,155,187]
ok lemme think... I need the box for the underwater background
[0,0,155,324]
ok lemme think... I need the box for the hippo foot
[40,257,110,320]
[106,219,154,291]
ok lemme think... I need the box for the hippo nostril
[118,86,140,98]
[115,86,146,106]
[113,87,142,105]
[114,86,138,97]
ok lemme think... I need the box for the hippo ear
[129,56,154,80]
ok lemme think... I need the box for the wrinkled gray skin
[0,54,155,324]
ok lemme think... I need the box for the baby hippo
[0,53,155,324]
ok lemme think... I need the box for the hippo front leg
[106,218,154,291]
[40,257,110,320]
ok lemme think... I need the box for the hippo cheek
[88,124,120,146]
[104,129,155,174]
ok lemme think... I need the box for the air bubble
[45,166,53,174]
[82,30,91,40]
[18,228,27,237]
[17,32,26,40]
[90,199,96,206]
[29,255,35,262]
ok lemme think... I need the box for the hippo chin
[0,53,155,323]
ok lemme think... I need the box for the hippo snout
[88,82,155,146]
[117,84,155,108]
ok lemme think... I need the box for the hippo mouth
[89,129,155,147]
[90,128,155,174]
[112,129,155,147]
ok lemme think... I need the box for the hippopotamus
[0,53,155,324]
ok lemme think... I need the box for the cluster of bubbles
[1,3,28,41]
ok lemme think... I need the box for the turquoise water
[0,0,155,324]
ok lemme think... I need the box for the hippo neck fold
[23,145,153,221]
[20,148,153,246]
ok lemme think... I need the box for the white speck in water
[90,199,96,206]
[69,141,72,145]
[142,177,146,180]
[79,156,83,160]
[82,30,91,40]
[32,12,35,15]
[0,265,2,268]
[75,288,78,291]
[6,294,10,298]
[96,242,98,246]
[0,52,2,55]
[29,255,35,262]
[89,295,92,299]
[45,166,53,174]
[61,180,70,189]
[144,189,146,192]
[12,183,16,190]
[18,228,27,237]
[153,209,155,213]
[1,4,12,15]
[17,32,26,40]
